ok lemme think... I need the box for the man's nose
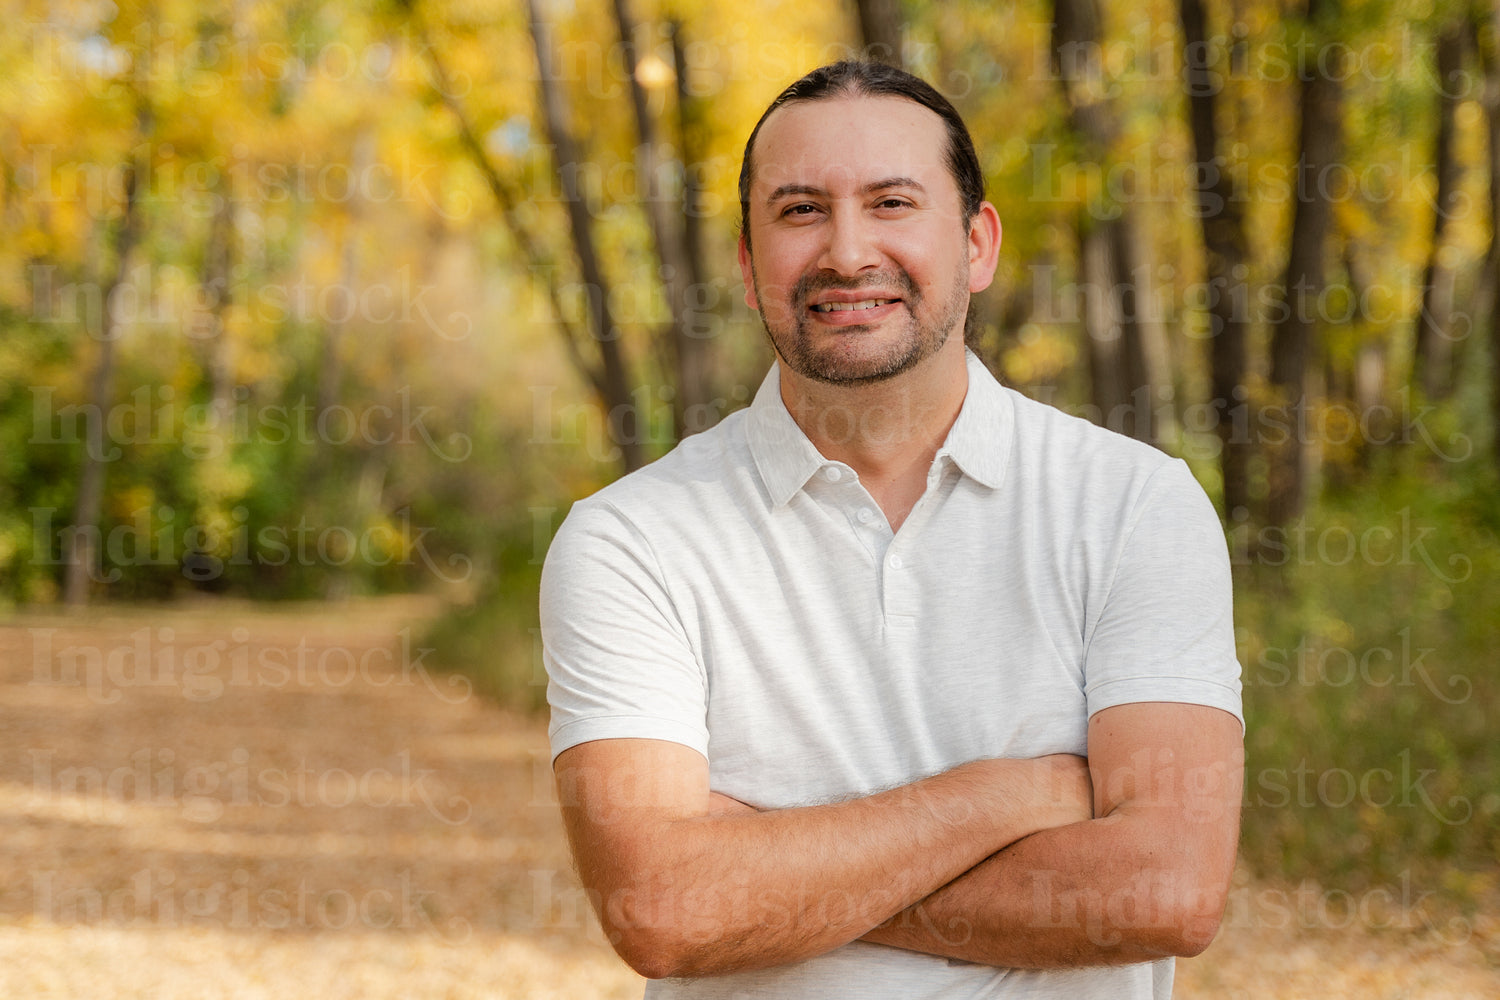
[816,207,882,276]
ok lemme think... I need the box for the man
[541,61,1243,998]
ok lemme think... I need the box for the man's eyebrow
[764,184,826,206]
[864,177,924,194]
[763,178,926,206]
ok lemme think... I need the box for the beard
[752,260,971,387]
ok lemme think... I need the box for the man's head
[738,61,986,248]
[736,62,999,386]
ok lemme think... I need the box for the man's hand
[554,740,1092,979]
[862,702,1244,968]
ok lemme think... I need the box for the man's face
[739,95,983,386]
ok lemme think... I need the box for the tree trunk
[612,0,709,438]
[64,111,149,606]
[989,258,1044,382]
[1340,236,1387,467]
[669,19,716,432]
[317,130,373,422]
[853,0,904,68]
[1179,0,1253,521]
[1053,0,1166,445]
[1111,214,1177,443]
[413,20,610,412]
[1478,0,1500,468]
[1266,0,1344,528]
[1079,215,1129,425]
[525,0,644,472]
[1412,21,1467,401]
[417,3,643,473]
[199,171,237,427]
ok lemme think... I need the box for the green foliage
[1235,446,1500,900]
[418,516,552,712]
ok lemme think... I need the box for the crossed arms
[553,700,1244,980]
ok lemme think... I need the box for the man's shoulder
[559,407,758,535]
[989,387,1221,539]
[1004,387,1177,479]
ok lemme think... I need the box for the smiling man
[541,61,1244,999]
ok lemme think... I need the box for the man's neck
[778,341,969,529]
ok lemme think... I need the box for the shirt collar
[935,348,1011,490]
[747,364,829,507]
[746,349,1012,507]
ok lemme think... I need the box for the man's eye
[877,198,911,210]
[783,204,818,217]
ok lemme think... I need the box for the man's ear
[738,234,759,311]
[967,202,1002,294]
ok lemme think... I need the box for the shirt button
[888,554,904,569]
[856,508,875,524]
[824,467,842,482]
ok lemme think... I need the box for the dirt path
[0,601,1494,998]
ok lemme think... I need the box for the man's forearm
[862,704,1244,969]
[557,741,1090,979]
[862,811,1225,967]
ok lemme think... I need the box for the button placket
[883,545,915,632]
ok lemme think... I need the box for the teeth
[812,298,895,313]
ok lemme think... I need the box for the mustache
[791,269,919,304]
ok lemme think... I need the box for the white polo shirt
[542,349,1242,999]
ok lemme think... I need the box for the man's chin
[786,346,925,386]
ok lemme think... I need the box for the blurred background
[1,0,1497,994]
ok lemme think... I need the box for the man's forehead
[749,95,950,194]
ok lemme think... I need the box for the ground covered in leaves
[0,599,1493,998]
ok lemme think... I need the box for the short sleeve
[1083,459,1244,727]
[540,498,710,763]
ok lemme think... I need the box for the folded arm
[553,738,1091,979]
[861,701,1244,967]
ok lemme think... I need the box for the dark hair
[737,61,985,243]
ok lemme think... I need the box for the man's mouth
[809,298,899,313]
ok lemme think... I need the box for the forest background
[1,0,1497,930]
